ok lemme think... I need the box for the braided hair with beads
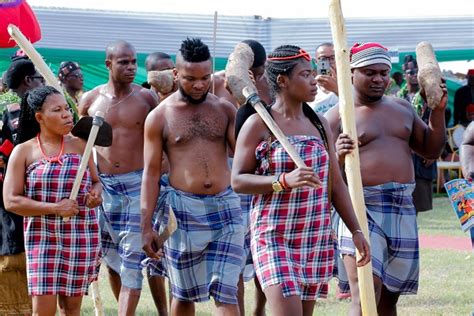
[16,86,62,145]
[265,45,329,150]
[265,45,311,96]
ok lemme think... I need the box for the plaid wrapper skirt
[24,154,100,296]
[337,182,419,295]
[143,185,244,304]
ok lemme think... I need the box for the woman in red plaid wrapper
[3,86,102,316]
[231,45,370,316]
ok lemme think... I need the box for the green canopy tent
[1,47,471,121]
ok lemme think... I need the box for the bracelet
[352,229,363,236]
[280,173,289,189]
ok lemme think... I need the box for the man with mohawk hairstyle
[326,42,448,315]
[141,38,244,316]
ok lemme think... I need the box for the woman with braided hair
[3,86,102,316]
[231,45,370,315]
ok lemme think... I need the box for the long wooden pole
[212,11,218,94]
[7,24,62,93]
[328,1,377,315]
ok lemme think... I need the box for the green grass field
[80,196,473,315]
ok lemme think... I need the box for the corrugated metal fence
[31,7,474,56]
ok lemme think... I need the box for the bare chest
[165,110,228,145]
[355,105,413,145]
[89,96,150,130]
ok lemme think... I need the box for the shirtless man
[79,40,165,316]
[325,42,447,316]
[141,38,244,316]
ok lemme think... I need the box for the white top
[309,88,339,114]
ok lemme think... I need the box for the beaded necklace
[36,133,65,165]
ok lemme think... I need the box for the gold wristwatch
[272,175,284,192]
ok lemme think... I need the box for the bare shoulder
[12,139,35,165]
[135,84,158,108]
[213,71,226,85]
[389,96,417,120]
[11,141,30,157]
[66,134,87,153]
[146,96,170,129]
[78,86,103,115]
[392,95,412,109]
[216,95,237,116]
[317,113,331,130]
[242,112,267,135]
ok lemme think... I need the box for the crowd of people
[0,35,470,316]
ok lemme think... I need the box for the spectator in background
[397,55,424,115]
[58,61,84,122]
[385,71,404,97]
[0,72,7,94]
[454,69,474,127]
[309,42,339,114]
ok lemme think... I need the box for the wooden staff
[212,11,218,94]
[7,24,62,93]
[328,1,377,315]
[8,24,105,316]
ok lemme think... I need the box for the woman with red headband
[231,45,370,315]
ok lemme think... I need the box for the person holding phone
[309,42,339,114]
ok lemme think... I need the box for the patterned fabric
[350,42,392,69]
[397,85,424,117]
[337,182,419,295]
[57,61,80,80]
[144,185,244,304]
[251,135,333,300]
[99,169,145,290]
[24,153,100,296]
[227,158,255,282]
[239,193,255,282]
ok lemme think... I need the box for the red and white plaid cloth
[251,135,334,300]
[24,153,100,296]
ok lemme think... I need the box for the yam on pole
[148,70,174,95]
[225,43,307,168]
[416,41,444,110]
[328,1,377,315]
